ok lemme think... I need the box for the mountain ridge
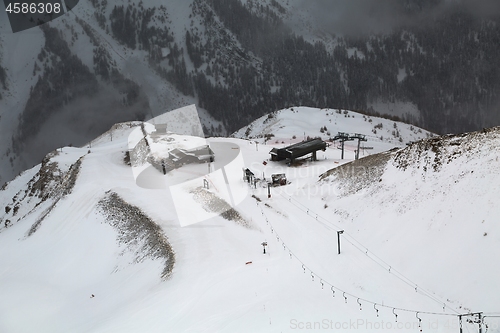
[0,106,499,332]
[1,0,500,191]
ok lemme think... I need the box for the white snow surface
[0,107,499,333]
[233,106,433,156]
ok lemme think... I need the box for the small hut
[270,138,326,163]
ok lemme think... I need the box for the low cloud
[296,0,500,36]
[19,84,148,166]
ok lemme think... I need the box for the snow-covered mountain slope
[0,0,224,186]
[2,0,499,189]
[318,127,500,310]
[233,106,433,156]
[1,107,499,333]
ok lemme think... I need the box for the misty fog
[16,84,149,175]
[297,0,500,36]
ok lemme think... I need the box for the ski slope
[233,106,433,156]
[0,107,499,333]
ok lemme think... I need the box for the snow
[1,106,500,333]
[0,0,214,186]
[233,106,433,157]
[398,67,408,82]
[347,48,365,59]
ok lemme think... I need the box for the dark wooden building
[270,138,327,163]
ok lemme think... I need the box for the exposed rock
[97,191,175,279]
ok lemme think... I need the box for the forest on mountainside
[15,0,500,142]
[185,0,500,135]
[12,22,149,156]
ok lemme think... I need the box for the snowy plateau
[0,105,499,333]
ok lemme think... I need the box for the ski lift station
[269,138,327,163]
